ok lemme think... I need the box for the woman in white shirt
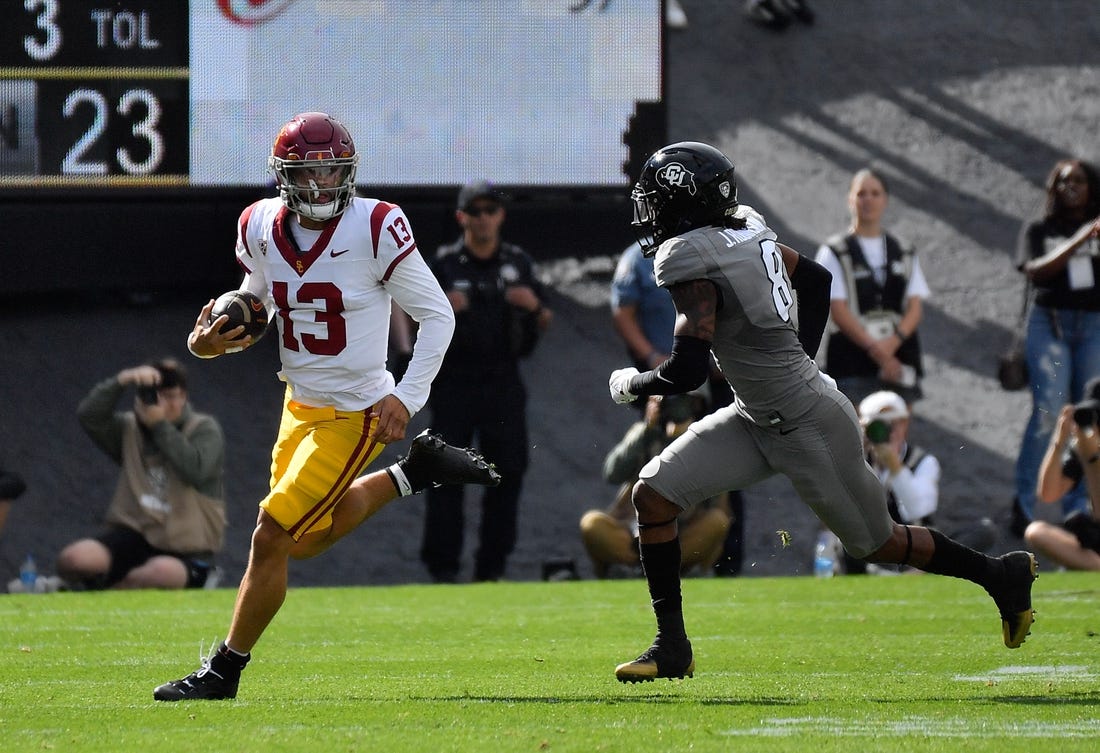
[815,168,930,406]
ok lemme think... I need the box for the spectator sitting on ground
[838,390,996,574]
[580,392,730,578]
[56,358,227,590]
[1024,378,1100,571]
[859,391,939,527]
[845,390,939,574]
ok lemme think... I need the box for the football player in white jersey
[607,142,1038,683]
[154,112,500,701]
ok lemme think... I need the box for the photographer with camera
[1024,376,1100,571]
[830,391,941,575]
[1010,158,1100,535]
[579,392,731,579]
[54,358,227,590]
[859,391,939,526]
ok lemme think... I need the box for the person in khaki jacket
[580,392,730,579]
[56,358,226,589]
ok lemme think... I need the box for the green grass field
[1,572,1098,753]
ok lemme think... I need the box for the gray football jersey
[653,206,822,426]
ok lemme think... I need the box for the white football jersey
[235,196,455,414]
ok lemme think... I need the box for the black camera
[1072,400,1099,429]
[865,419,891,444]
[137,386,159,405]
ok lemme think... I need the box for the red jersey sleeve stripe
[237,203,257,258]
[382,243,417,281]
[369,201,398,258]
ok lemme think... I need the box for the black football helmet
[631,141,739,256]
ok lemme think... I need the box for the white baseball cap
[858,390,909,423]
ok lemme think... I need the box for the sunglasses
[463,204,501,217]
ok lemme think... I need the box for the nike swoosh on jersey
[779,426,798,435]
[330,248,350,257]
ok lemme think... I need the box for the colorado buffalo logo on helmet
[655,163,697,195]
[630,142,740,257]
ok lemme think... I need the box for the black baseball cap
[457,180,503,211]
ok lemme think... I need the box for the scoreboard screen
[0,1,662,189]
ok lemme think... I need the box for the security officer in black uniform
[420,180,552,582]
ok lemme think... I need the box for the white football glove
[609,367,641,404]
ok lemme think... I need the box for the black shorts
[93,526,215,589]
[1063,512,1100,554]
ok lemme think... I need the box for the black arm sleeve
[627,335,711,397]
[789,254,832,358]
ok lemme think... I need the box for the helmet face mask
[269,112,359,221]
[630,141,738,256]
[630,183,660,253]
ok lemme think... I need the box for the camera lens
[865,419,891,444]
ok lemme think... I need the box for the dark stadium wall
[0,188,635,296]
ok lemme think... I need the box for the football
[209,290,269,342]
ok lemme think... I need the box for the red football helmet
[268,112,359,221]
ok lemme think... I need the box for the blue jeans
[1014,306,1100,521]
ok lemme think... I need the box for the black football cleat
[615,638,694,683]
[987,551,1038,649]
[398,430,501,493]
[154,643,248,701]
[154,661,240,701]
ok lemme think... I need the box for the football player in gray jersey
[607,142,1038,683]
